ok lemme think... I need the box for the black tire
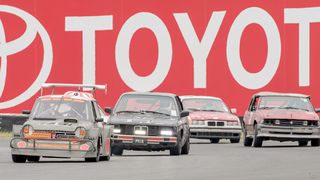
[99,156,111,161]
[170,132,182,156]
[27,156,40,162]
[298,141,308,147]
[230,139,240,143]
[243,128,253,147]
[253,124,263,147]
[181,135,190,155]
[111,146,124,156]
[12,155,27,163]
[311,139,320,147]
[244,137,253,147]
[85,140,100,162]
[210,138,220,144]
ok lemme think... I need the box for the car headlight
[227,121,239,126]
[22,125,34,137]
[113,128,121,134]
[75,127,86,139]
[192,120,205,125]
[160,130,173,136]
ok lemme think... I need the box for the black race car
[106,92,190,156]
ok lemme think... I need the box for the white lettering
[65,16,113,85]
[227,7,281,89]
[115,12,172,92]
[284,7,320,86]
[174,12,225,88]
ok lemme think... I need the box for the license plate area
[134,138,146,144]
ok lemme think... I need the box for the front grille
[116,124,170,136]
[264,119,318,127]
[191,132,239,137]
[280,120,304,126]
[148,126,161,136]
[29,130,77,139]
[217,122,225,126]
[207,121,225,127]
[117,125,134,135]
[207,122,216,126]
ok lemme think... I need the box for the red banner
[1,0,320,115]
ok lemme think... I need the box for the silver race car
[10,83,112,163]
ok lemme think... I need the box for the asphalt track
[1,138,320,180]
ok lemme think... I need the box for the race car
[180,95,241,143]
[106,92,190,156]
[243,92,320,147]
[10,83,112,163]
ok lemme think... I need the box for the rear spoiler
[41,83,107,95]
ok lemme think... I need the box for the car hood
[24,118,93,131]
[189,111,239,121]
[258,109,319,121]
[109,113,178,127]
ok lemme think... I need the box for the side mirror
[95,118,104,122]
[105,107,113,114]
[315,108,320,113]
[22,110,31,115]
[230,108,237,114]
[180,111,189,118]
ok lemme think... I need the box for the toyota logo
[0,5,52,109]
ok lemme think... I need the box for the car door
[244,96,259,134]
[175,96,188,143]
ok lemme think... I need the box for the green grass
[0,131,12,139]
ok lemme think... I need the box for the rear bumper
[190,126,242,139]
[111,134,177,150]
[257,124,320,140]
[10,138,97,158]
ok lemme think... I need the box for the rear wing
[41,83,107,96]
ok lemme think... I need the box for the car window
[32,97,93,120]
[258,96,314,111]
[182,98,230,113]
[115,94,178,116]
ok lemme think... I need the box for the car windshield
[31,97,94,120]
[114,94,177,116]
[258,96,314,112]
[182,98,230,113]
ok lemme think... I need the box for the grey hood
[109,113,178,127]
[24,118,93,132]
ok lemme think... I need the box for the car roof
[121,91,177,98]
[180,95,222,101]
[39,91,95,101]
[253,91,310,98]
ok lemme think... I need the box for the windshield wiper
[278,106,309,111]
[259,107,275,109]
[142,110,171,116]
[201,109,225,113]
[33,117,56,120]
[186,108,201,112]
[116,110,141,114]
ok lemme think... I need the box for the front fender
[12,125,22,137]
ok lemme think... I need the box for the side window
[249,97,260,111]
[175,96,183,112]
[91,101,100,119]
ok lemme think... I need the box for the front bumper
[190,126,242,139]
[257,124,320,140]
[10,137,97,158]
[111,134,177,150]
